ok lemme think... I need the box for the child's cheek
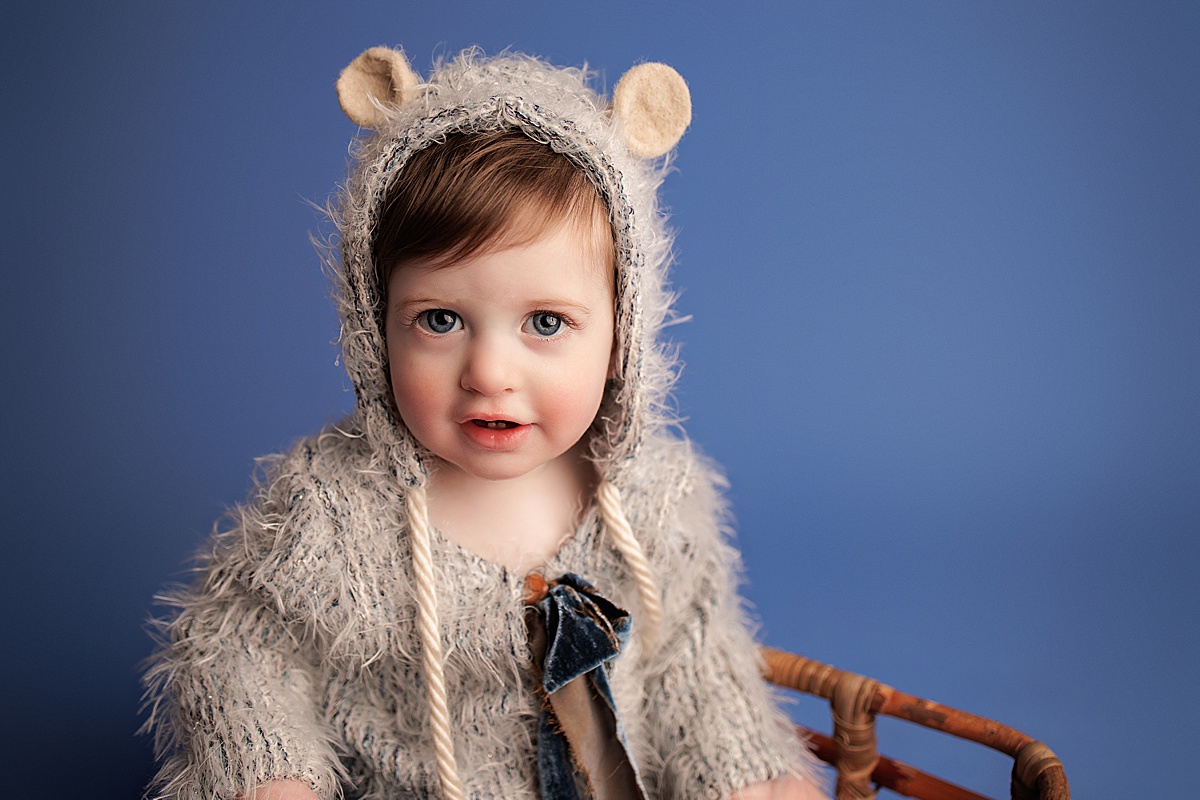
[390,352,452,443]
[538,366,609,435]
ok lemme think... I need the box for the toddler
[143,46,827,800]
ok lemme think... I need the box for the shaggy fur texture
[142,49,817,799]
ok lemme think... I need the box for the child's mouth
[461,418,530,451]
[473,419,518,430]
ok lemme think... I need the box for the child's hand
[239,779,321,800]
[729,774,831,800]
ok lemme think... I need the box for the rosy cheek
[540,371,607,430]
[399,374,441,409]
[391,357,446,435]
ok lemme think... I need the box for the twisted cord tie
[596,479,662,649]
[406,486,466,800]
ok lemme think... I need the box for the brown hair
[373,129,613,282]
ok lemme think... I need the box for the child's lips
[472,419,519,430]
[459,417,531,450]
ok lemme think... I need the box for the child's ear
[611,63,692,159]
[337,46,422,129]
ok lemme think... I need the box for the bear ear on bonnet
[611,61,691,158]
[336,46,422,129]
[335,46,691,158]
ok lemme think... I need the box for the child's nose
[460,335,517,396]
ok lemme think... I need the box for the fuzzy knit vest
[144,425,808,798]
[143,48,819,799]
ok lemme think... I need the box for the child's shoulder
[626,431,729,511]
[264,417,383,490]
[192,420,418,650]
[236,418,403,533]
[626,434,752,621]
[205,419,401,580]
[623,432,735,556]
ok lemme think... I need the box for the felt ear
[611,62,691,159]
[336,46,421,128]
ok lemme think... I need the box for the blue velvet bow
[526,573,648,800]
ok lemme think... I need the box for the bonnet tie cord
[596,480,662,649]
[404,477,657,799]
[406,484,467,800]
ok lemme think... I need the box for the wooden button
[524,573,549,605]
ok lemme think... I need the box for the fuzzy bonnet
[330,46,692,488]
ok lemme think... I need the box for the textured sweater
[144,425,805,799]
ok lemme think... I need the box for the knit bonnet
[329,46,692,799]
[331,46,691,486]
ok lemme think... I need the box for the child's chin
[440,456,540,483]
[453,450,586,484]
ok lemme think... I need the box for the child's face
[385,221,615,483]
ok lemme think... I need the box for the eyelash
[410,309,462,335]
[405,309,579,336]
[526,310,576,337]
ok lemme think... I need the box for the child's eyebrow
[394,296,594,314]
[529,299,593,315]
[393,296,444,309]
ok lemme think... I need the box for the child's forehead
[388,216,612,297]
[395,208,614,289]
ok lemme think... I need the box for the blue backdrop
[2,2,1196,797]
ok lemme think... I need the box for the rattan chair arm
[760,648,1070,800]
[804,728,992,800]
[874,685,1031,757]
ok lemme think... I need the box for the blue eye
[528,312,563,337]
[419,309,460,334]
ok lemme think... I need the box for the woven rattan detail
[1011,741,1067,800]
[831,673,881,800]
[759,647,1070,800]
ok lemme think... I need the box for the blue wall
[2,2,1196,796]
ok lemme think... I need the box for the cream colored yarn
[405,476,664,798]
[597,479,663,648]
[404,484,466,800]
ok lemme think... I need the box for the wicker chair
[761,648,1069,800]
